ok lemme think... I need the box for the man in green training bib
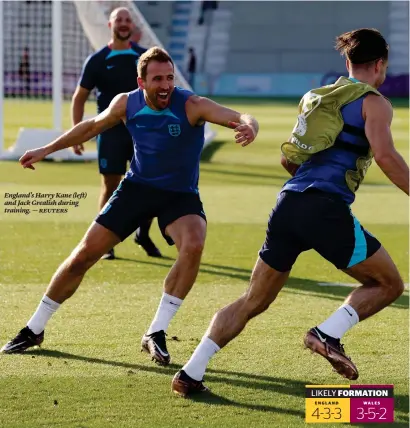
[170,28,409,397]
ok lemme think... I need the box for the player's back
[283,96,370,204]
[124,87,205,193]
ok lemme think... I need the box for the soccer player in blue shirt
[3,47,259,364]
[71,7,161,260]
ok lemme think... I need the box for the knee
[180,234,205,257]
[380,276,405,301]
[390,278,405,300]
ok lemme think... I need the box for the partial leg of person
[99,174,122,260]
[302,196,405,380]
[99,174,122,211]
[141,214,206,365]
[2,178,145,354]
[134,217,162,258]
[171,191,304,396]
[141,190,210,365]
[343,247,404,319]
[305,247,404,380]
[97,126,129,260]
[1,222,121,353]
[172,258,290,396]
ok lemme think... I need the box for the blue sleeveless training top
[124,87,205,193]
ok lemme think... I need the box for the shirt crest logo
[168,124,181,137]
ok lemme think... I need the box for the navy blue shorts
[95,179,206,245]
[97,123,134,175]
[259,189,381,272]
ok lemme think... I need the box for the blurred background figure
[187,47,197,89]
[2,2,408,102]
[198,1,219,25]
[18,47,31,97]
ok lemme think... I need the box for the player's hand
[19,147,47,170]
[228,121,256,147]
[72,144,84,155]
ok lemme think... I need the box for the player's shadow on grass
[200,164,288,181]
[24,349,304,417]
[23,349,408,421]
[184,390,305,417]
[116,257,409,310]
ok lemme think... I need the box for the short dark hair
[137,47,174,80]
[335,28,389,64]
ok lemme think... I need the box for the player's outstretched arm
[187,95,259,147]
[364,94,409,195]
[19,93,128,170]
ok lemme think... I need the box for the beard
[114,29,132,41]
[145,91,171,111]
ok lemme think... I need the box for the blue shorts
[97,123,134,175]
[95,179,206,245]
[259,189,381,272]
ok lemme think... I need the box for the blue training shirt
[281,96,369,205]
[78,42,146,113]
[124,87,205,193]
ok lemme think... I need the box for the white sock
[317,304,359,339]
[27,295,60,334]
[146,292,183,335]
[182,336,220,381]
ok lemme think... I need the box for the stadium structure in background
[0,0,216,161]
[0,1,408,159]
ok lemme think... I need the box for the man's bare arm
[186,95,259,146]
[45,93,126,155]
[364,94,409,195]
[20,94,127,169]
[71,86,91,126]
[71,86,91,155]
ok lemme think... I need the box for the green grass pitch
[0,98,408,427]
